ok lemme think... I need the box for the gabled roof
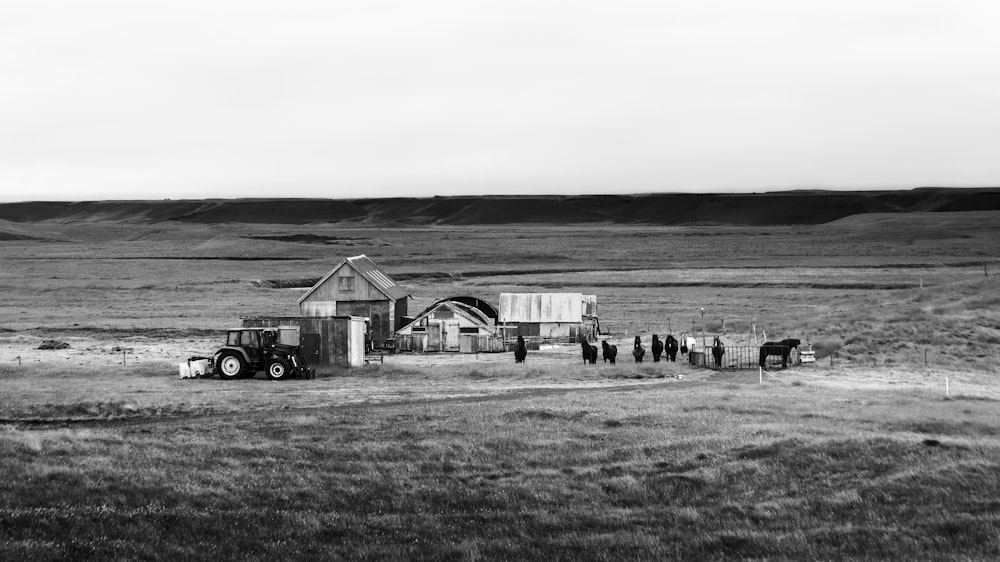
[297,254,411,304]
[397,298,496,334]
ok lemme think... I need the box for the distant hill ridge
[1,188,998,226]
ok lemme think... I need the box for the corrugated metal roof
[297,254,411,303]
[346,255,411,300]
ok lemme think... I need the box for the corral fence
[688,346,801,371]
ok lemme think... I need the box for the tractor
[210,328,314,380]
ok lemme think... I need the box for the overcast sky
[1,1,998,202]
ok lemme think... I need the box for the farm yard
[2,208,1000,560]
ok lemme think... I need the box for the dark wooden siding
[240,316,365,368]
[335,300,392,347]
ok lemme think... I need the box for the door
[300,333,322,367]
[428,321,442,351]
[444,320,460,351]
[243,330,262,366]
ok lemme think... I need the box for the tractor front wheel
[265,358,291,381]
[216,352,246,380]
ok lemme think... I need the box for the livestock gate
[688,344,803,371]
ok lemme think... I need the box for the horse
[601,340,617,364]
[664,335,679,362]
[651,334,664,362]
[581,339,598,364]
[711,335,725,368]
[758,338,801,369]
[632,336,645,363]
[679,333,696,355]
[514,335,527,363]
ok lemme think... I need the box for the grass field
[2,365,998,560]
[2,211,1000,559]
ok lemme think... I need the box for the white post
[759,367,763,384]
[946,377,950,397]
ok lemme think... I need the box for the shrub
[812,339,842,359]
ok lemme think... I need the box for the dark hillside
[1,188,998,226]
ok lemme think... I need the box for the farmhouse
[297,254,410,349]
[395,296,504,353]
[498,293,599,342]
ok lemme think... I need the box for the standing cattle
[664,335,679,362]
[651,334,664,362]
[514,335,527,363]
[601,340,618,364]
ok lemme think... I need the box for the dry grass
[2,374,999,560]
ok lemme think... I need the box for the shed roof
[297,254,411,304]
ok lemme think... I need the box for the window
[237,331,257,347]
[337,276,355,292]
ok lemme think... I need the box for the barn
[498,293,599,342]
[297,255,410,349]
[394,296,504,353]
[241,315,368,368]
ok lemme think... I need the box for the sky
[1,1,999,202]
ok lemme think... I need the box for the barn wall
[305,263,388,304]
[506,322,581,341]
[394,298,408,332]
[240,316,365,369]
[499,293,583,323]
[334,300,392,346]
[396,333,503,354]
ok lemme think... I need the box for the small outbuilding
[498,292,599,342]
[241,316,368,369]
[297,254,410,349]
[395,296,504,353]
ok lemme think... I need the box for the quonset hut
[394,296,504,353]
[297,255,410,349]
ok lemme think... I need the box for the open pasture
[2,362,999,560]
[1,211,1000,559]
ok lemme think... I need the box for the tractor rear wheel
[265,358,291,380]
[217,352,246,380]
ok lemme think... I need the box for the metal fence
[687,346,801,370]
